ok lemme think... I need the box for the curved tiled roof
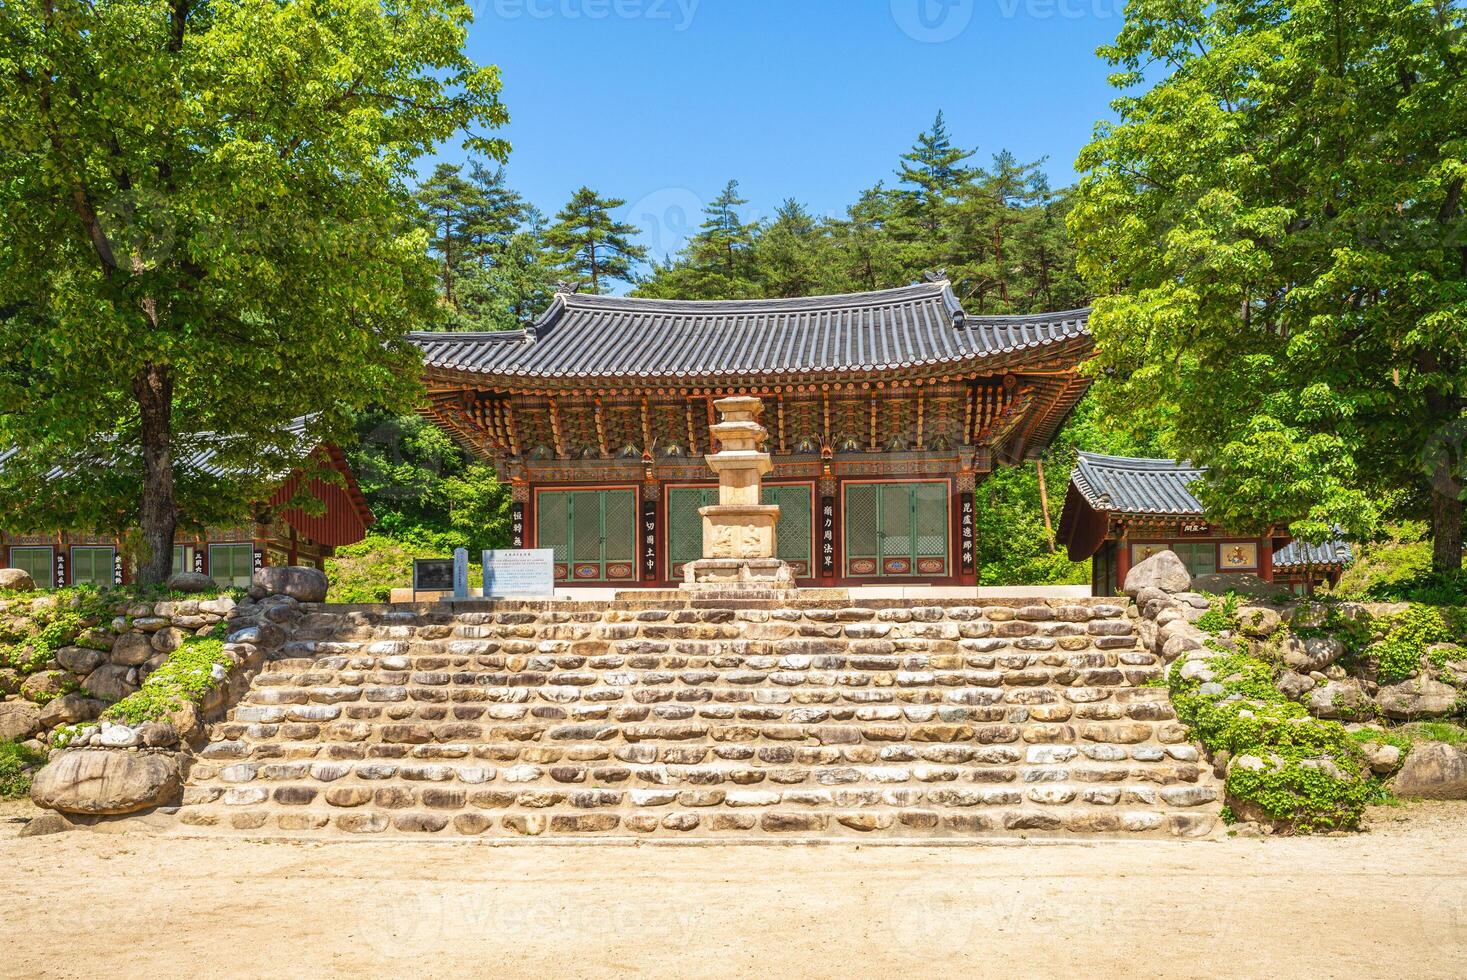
[1066,453,1354,568]
[1070,452,1206,517]
[1273,537,1354,570]
[409,282,1090,383]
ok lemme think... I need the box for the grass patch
[0,739,46,799]
[101,625,232,726]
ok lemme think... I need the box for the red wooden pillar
[1115,527,1132,590]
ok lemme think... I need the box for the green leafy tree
[347,410,508,553]
[1070,0,1466,572]
[544,187,647,293]
[0,0,509,582]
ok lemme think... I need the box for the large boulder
[1124,551,1191,597]
[1237,605,1284,638]
[1281,634,1346,673]
[1377,676,1460,720]
[0,700,42,741]
[81,664,138,703]
[1306,679,1374,720]
[38,692,105,728]
[253,566,329,603]
[56,645,106,675]
[20,670,69,702]
[166,571,215,593]
[109,632,155,666]
[0,568,36,591]
[1392,742,1467,800]
[1191,572,1288,600]
[30,750,181,815]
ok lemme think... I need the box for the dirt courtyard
[2,801,1465,980]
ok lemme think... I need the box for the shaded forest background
[336,114,1165,599]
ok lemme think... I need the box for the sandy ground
[3,801,1466,979]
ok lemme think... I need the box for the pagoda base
[681,557,797,592]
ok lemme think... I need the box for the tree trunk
[1431,478,1463,574]
[1036,458,1056,553]
[134,363,178,584]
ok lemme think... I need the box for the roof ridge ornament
[922,269,948,283]
[554,280,582,295]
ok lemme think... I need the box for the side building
[1057,452,1353,596]
[0,431,373,589]
[412,281,1092,588]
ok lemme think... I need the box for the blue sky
[449,0,1126,262]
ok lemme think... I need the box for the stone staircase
[172,596,1222,839]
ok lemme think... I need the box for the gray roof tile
[1070,452,1207,516]
[1070,452,1353,567]
[409,282,1090,382]
[1272,537,1354,570]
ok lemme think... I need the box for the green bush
[1335,523,1467,604]
[1372,606,1454,683]
[1168,651,1377,832]
[102,627,231,725]
[0,739,46,799]
[326,532,483,603]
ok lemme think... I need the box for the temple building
[1057,452,1353,596]
[412,280,1093,588]
[0,422,373,589]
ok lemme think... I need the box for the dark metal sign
[413,558,456,596]
[959,492,976,572]
[820,495,836,576]
[642,499,658,580]
[511,501,526,548]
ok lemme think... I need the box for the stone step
[173,803,1217,838]
[167,597,1221,840]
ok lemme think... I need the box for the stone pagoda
[682,397,796,590]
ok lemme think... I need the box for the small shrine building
[1057,452,1354,596]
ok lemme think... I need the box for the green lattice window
[9,547,53,588]
[536,489,637,582]
[1170,542,1217,578]
[666,485,814,579]
[844,481,949,577]
[71,547,116,587]
[209,543,255,589]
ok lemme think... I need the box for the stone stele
[682,396,795,590]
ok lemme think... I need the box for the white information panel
[482,549,556,598]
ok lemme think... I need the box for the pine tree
[827,186,903,292]
[544,187,648,293]
[756,199,828,297]
[416,163,482,309]
[461,162,528,264]
[895,111,975,236]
